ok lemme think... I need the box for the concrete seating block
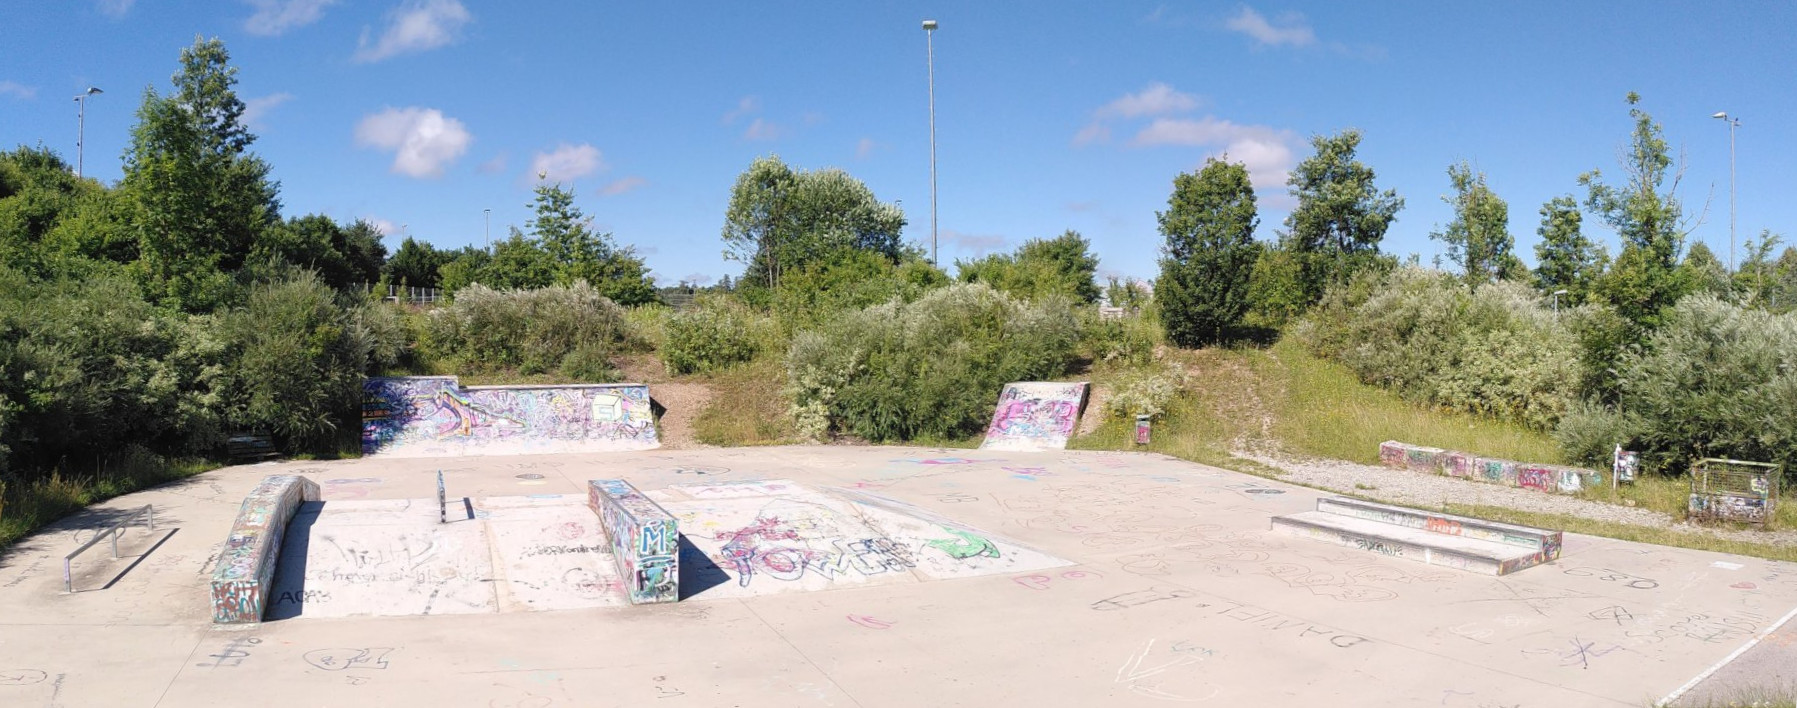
[588,479,680,604]
[210,475,320,623]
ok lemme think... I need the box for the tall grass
[692,357,794,446]
[0,449,217,550]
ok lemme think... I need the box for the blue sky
[4,2,1794,285]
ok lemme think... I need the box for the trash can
[1134,415,1151,445]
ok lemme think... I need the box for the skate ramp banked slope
[362,376,659,458]
[978,381,1088,451]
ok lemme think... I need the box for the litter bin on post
[1134,415,1151,445]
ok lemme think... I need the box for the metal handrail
[63,504,154,593]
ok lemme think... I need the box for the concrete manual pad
[3,446,1796,707]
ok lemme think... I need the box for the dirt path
[616,354,715,450]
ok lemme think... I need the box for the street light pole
[484,208,492,252]
[73,87,102,178]
[923,19,938,266]
[1712,111,1739,271]
[1551,289,1568,316]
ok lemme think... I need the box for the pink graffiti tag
[847,615,893,630]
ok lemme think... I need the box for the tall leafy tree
[1532,195,1606,305]
[383,237,451,289]
[1431,162,1519,284]
[121,36,281,311]
[1733,231,1784,309]
[526,182,656,305]
[722,155,906,290]
[1281,129,1404,304]
[1580,92,1691,333]
[1157,157,1260,346]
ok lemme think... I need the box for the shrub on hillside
[1105,362,1187,420]
[787,283,1078,442]
[1588,294,1797,476]
[768,249,948,333]
[224,272,375,449]
[423,281,632,378]
[662,296,774,375]
[1296,266,1580,429]
[1078,307,1160,367]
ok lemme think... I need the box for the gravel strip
[1236,450,1797,548]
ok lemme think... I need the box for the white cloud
[354,106,473,178]
[476,151,507,174]
[96,0,135,18]
[1076,82,1201,145]
[1225,7,1316,48]
[854,138,878,160]
[241,92,294,129]
[244,0,337,36]
[743,118,783,141]
[1132,117,1299,190]
[597,176,647,197]
[1096,82,1201,120]
[366,217,400,237]
[527,143,605,183]
[722,95,760,124]
[354,0,471,63]
[0,81,36,100]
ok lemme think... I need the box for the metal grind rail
[63,504,154,592]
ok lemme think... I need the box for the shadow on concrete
[263,501,322,621]
[93,527,180,592]
[677,535,732,600]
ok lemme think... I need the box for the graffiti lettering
[303,647,396,672]
[196,637,262,668]
[1090,587,1196,611]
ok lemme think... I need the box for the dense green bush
[1105,362,1186,420]
[423,282,633,378]
[1570,294,1797,476]
[663,296,774,375]
[1078,307,1161,367]
[1297,266,1580,429]
[224,271,382,449]
[786,283,1078,442]
[954,230,1100,304]
[767,249,948,333]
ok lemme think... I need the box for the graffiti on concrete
[1380,441,1602,495]
[210,475,320,624]
[979,381,1088,451]
[363,377,658,457]
[589,479,680,604]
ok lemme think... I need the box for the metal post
[484,208,492,253]
[924,20,939,266]
[1728,117,1737,272]
[73,87,101,178]
[437,470,446,524]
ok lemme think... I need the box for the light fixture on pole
[1551,289,1568,315]
[1711,111,1739,271]
[73,87,102,178]
[923,19,938,266]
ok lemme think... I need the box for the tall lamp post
[73,87,102,178]
[1711,111,1739,271]
[484,208,492,252]
[923,19,938,266]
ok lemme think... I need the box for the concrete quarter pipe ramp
[361,377,658,457]
[979,381,1088,451]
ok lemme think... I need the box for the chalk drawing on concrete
[362,377,659,458]
[657,480,1071,599]
[979,381,1089,451]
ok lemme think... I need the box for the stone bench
[1273,496,1562,576]
[587,479,680,604]
[211,475,320,623]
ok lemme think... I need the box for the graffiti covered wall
[589,479,680,604]
[211,475,320,623]
[1378,441,1602,495]
[979,381,1089,451]
[363,377,659,457]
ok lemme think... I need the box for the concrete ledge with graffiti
[1379,440,1602,495]
[589,480,681,604]
[1272,496,1562,576]
[362,376,659,458]
[979,381,1089,451]
[210,475,320,623]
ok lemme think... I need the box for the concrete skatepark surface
[3,446,1796,707]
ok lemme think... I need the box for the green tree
[1774,247,1797,312]
[1156,158,1260,346]
[1581,92,1691,334]
[955,230,1100,304]
[722,155,906,290]
[1532,195,1606,306]
[252,214,386,291]
[121,36,281,311]
[525,182,656,306]
[1282,129,1404,304]
[1431,162,1518,285]
[1733,232,1783,309]
[383,236,451,289]
[1679,241,1731,296]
